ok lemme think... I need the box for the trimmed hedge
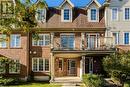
[83,74,104,87]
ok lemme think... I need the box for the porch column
[50,53,55,82]
[80,55,85,80]
[51,32,54,49]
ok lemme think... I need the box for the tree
[103,52,130,85]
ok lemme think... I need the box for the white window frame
[32,34,50,46]
[86,33,100,49]
[0,34,7,48]
[88,8,99,22]
[123,7,130,21]
[10,34,21,48]
[123,32,130,45]
[32,58,49,72]
[59,58,64,71]
[9,59,20,73]
[60,33,75,49]
[61,8,72,22]
[112,32,119,45]
[36,8,46,22]
[111,7,118,21]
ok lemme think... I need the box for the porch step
[51,77,82,85]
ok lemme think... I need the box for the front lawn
[1,82,61,87]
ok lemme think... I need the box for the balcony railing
[53,37,115,51]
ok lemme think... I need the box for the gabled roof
[86,0,102,8]
[59,0,74,8]
[35,0,48,8]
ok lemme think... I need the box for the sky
[21,0,106,7]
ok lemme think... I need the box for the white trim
[123,7,130,21]
[123,32,130,45]
[61,8,72,22]
[112,32,119,45]
[60,33,75,49]
[35,8,46,22]
[35,0,48,8]
[59,0,74,8]
[111,7,118,21]
[10,34,21,48]
[32,58,50,72]
[86,0,101,8]
[88,8,99,22]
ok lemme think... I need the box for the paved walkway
[62,83,81,87]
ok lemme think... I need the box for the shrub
[83,74,104,87]
[124,81,130,87]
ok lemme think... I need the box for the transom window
[124,32,130,45]
[62,9,72,22]
[36,8,46,22]
[9,60,20,73]
[32,58,49,72]
[124,8,130,20]
[0,34,7,48]
[32,34,50,46]
[61,34,74,49]
[89,8,99,22]
[111,8,118,21]
[10,34,21,48]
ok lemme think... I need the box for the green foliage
[103,52,130,81]
[124,81,130,87]
[0,77,18,85]
[83,74,104,87]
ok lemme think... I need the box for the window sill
[32,46,50,47]
[10,47,22,49]
[9,72,20,74]
[33,71,50,73]
[0,47,8,49]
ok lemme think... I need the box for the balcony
[52,36,116,51]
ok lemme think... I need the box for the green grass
[1,82,61,87]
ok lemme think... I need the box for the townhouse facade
[0,0,123,81]
[106,0,130,51]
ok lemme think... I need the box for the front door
[68,59,77,76]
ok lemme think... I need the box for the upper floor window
[32,58,49,72]
[124,32,130,45]
[10,34,21,48]
[9,60,20,73]
[88,8,99,22]
[124,8,130,20]
[36,8,46,22]
[112,32,119,45]
[1,1,14,14]
[61,34,74,49]
[111,8,118,21]
[62,9,72,22]
[0,34,7,48]
[86,34,99,49]
[32,34,50,46]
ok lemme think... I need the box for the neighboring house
[106,0,130,51]
[0,0,115,81]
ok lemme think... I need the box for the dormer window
[88,8,99,22]
[62,8,72,22]
[36,8,46,22]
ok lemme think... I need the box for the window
[1,1,14,14]
[59,59,63,71]
[32,34,50,46]
[124,8,130,20]
[113,32,119,45]
[124,32,129,45]
[62,9,72,22]
[10,34,21,48]
[61,34,74,49]
[89,8,99,22]
[0,34,7,48]
[0,61,5,73]
[111,8,118,21]
[87,34,99,49]
[36,8,46,22]
[9,60,20,73]
[32,58,49,72]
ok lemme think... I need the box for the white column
[50,53,54,82]
[80,56,85,80]
[51,32,54,49]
